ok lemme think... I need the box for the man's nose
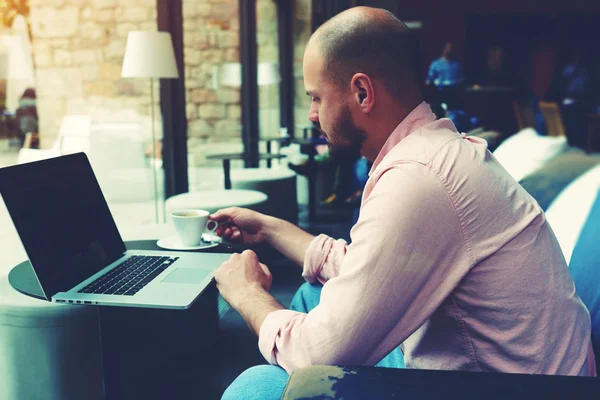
[308,105,318,123]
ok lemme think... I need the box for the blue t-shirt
[426,58,464,87]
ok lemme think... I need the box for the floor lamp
[121,31,179,223]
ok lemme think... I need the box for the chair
[545,164,600,364]
[586,114,600,153]
[16,115,92,164]
[539,101,566,137]
[492,127,568,182]
[56,115,92,154]
[468,129,503,152]
[88,121,160,203]
[512,100,536,131]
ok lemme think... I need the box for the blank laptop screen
[0,153,126,299]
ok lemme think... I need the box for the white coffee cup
[171,209,221,246]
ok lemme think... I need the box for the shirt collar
[369,101,437,176]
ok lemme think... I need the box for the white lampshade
[121,31,179,79]
[219,63,242,87]
[258,62,281,86]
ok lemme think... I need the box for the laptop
[0,152,231,309]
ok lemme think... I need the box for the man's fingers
[241,249,259,262]
[210,207,239,222]
[218,226,238,237]
[259,262,271,276]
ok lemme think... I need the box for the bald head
[308,7,422,104]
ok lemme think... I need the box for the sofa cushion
[518,149,599,211]
[568,188,600,366]
[493,128,568,182]
[470,130,503,152]
[545,165,600,265]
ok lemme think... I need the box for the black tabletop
[206,152,285,160]
[8,240,244,301]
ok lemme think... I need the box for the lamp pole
[150,77,159,224]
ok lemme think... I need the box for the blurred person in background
[15,87,38,148]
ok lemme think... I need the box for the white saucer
[156,234,222,251]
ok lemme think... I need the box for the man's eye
[312,97,320,103]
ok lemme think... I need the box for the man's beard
[317,106,365,158]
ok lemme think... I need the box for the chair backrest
[587,114,600,153]
[88,122,147,171]
[539,101,566,137]
[471,130,503,152]
[492,127,568,182]
[512,100,536,131]
[57,115,92,154]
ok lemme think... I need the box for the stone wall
[183,0,280,166]
[27,0,285,166]
[182,0,241,165]
[29,0,158,147]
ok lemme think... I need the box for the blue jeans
[221,283,404,400]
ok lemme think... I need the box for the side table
[259,136,290,167]
[290,138,319,221]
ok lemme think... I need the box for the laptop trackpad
[162,268,209,284]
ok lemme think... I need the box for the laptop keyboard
[78,255,179,296]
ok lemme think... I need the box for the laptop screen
[0,153,126,299]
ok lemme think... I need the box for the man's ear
[351,73,374,112]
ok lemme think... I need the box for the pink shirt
[259,102,596,376]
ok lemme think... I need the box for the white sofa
[17,116,161,203]
[492,127,569,182]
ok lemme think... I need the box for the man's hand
[212,206,317,270]
[215,250,272,305]
[210,207,268,246]
[215,250,283,336]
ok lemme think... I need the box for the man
[425,41,464,111]
[212,6,595,399]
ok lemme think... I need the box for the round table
[8,239,242,300]
[206,152,286,189]
[165,189,268,215]
[289,138,321,221]
[4,239,242,400]
[259,136,291,167]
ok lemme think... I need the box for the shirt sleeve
[258,162,473,373]
[301,234,349,284]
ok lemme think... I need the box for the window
[0,1,162,229]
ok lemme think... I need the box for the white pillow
[545,164,600,265]
[493,128,568,182]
